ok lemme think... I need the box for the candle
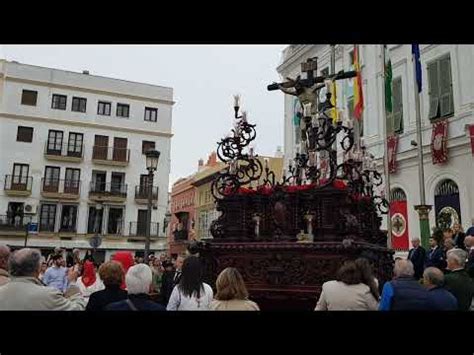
[249,147,254,157]
[233,94,240,107]
[242,111,247,122]
[264,158,269,170]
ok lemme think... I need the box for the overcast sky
[1,45,286,189]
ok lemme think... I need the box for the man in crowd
[379,259,430,310]
[407,237,426,280]
[160,255,184,306]
[423,267,457,310]
[465,236,474,278]
[43,254,68,293]
[106,264,165,311]
[444,248,474,311]
[425,236,446,270]
[0,248,86,310]
[0,244,11,286]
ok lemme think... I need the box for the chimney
[82,70,90,75]
[198,158,204,171]
[207,151,217,166]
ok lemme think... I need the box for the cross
[392,216,404,234]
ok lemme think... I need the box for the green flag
[384,45,393,113]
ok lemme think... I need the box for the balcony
[134,185,158,205]
[4,175,33,196]
[89,182,128,203]
[41,179,81,199]
[44,142,84,163]
[0,214,32,236]
[92,146,130,167]
[128,221,164,242]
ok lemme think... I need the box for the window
[116,103,130,118]
[72,97,87,113]
[98,101,111,116]
[17,126,34,143]
[21,90,38,106]
[67,132,83,157]
[142,140,155,154]
[12,163,29,185]
[87,206,103,234]
[60,205,78,232]
[349,50,355,69]
[44,166,60,192]
[40,204,57,232]
[392,77,403,134]
[428,54,454,120]
[144,107,158,122]
[51,94,67,110]
[107,207,124,235]
[65,168,80,194]
[47,130,64,155]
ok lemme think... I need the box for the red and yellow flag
[353,45,364,121]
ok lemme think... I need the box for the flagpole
[381,45,392,249]
[353,44,361,150]
[412,45,432,249]
[330,44,337,161]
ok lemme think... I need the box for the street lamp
[144,149,160,262]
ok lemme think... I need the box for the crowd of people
[315,224,474,311]
[0,245,260,311]
[0,223,473,311]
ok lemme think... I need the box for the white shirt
[76,274,105,302]
[166,283,213,311]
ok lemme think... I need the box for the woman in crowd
[112,251,134,289]
[166,255,213,311]
[452,223,466,250]
[210,267,259,311]
[86,261,128,311]
[76,260,104,301]
[355,258,380,301]
[315,260,379,311]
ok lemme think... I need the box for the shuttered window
[392,77,403,134]
[428,54,454,120]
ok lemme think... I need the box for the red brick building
[168,153,221,256]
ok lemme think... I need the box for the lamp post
[144,149,160,263]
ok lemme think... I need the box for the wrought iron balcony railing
[4,175,33,192]
[92,146,130,163]
[129,221,161,238]
[89,182,128,198]
[0,214,33,232]
[44,142,84,159]
[41,178,81,195]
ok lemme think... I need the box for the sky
[1,45,287,189]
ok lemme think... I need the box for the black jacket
[444,269,474,311]
[466,249,474,278]
[425,246,446,270]
[160,270,181,306]
[453,232,466,250]
[427,287,458,310]
[86,286,128,311]
[105,294,166,311]
[408,246,426,279]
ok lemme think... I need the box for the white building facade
[277,45,474,245]
[0,60,173,261]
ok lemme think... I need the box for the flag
[390,200,409,250]
[412,44,422,93]
[387,134,399,174]
[384,45,393,113]
[431,119,448,164]
[353,45,364,120]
